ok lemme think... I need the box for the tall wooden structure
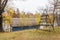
[40,13,53,30]
[0,0,8,32]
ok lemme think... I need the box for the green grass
[0,27,60,40]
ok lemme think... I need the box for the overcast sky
[7,0,49,13]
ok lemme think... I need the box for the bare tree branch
[0,0,8,11]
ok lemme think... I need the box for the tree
[35,12,41,25]
[49,0,60,29]
[48,0,60,30]
[0,0,8,32]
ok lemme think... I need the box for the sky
[6,0,49,13]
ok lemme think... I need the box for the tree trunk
[0,11,3,32]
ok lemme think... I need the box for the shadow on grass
[12,26,39,31]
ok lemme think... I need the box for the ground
[0,27,60,40]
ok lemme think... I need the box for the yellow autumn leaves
[35,12,41,25]
[2,8,53,26]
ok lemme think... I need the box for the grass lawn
[0,27,60,40]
